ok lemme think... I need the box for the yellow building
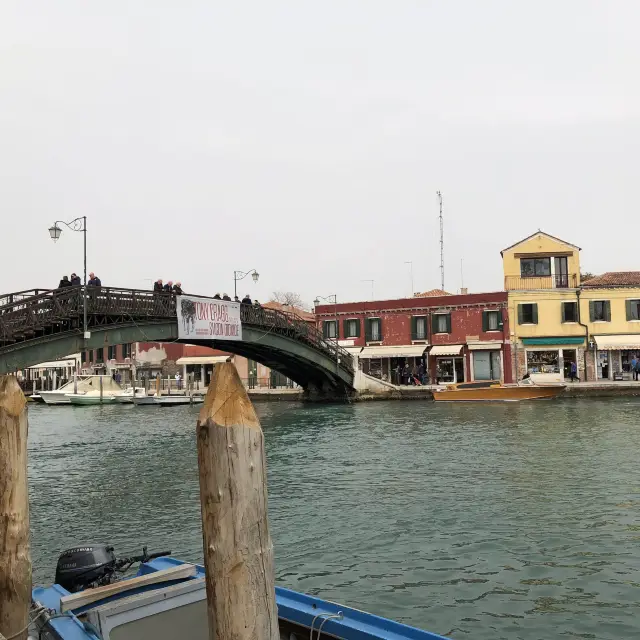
[502,231,640,382]
[501,231,585,382]
[581,273,640,380]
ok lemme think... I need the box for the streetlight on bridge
[48,217,89,343]
[233,269,259,299]
[314,294,339,373]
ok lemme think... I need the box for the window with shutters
[518,303,538,324]
[107,346,116,360]
[411,316,427,340]
[433,313,451,334]
[366,317,382,342]
[323,320,337,339]
[590,300,610,322]
[483,310,500,332]
[121,343,132,358]
[344,319,360,338]
[95,348,104,362]
[626,300,640,321]
[562,302,578,323]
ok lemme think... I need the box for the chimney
[460,287,468,295]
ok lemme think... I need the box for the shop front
[593,335,640,380]
[467,341,504,382]
[521,337,584,382]
[429,344,465,384]
[357,345,428,384]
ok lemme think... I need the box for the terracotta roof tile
[263,301,315,322]
[581,272,640,287]
[414,289,453,297]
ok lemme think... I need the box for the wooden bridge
[0,287,355,396]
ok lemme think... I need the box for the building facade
[502,231,585,382]
[315,292,512,384]
[581,272,640,380]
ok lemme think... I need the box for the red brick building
[315,291,512,384]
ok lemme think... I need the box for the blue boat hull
[32,557,449,640]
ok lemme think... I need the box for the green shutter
[355,319,361,337]
[342,318,348,338]
[378,317,383,340]
[322,321,328,339]
[411,316,418,340]
[532,304,538,324]
[517,305,523,325]
[482,311,488,332]
[626,300,632,321]
[561,302,566,323]
[445,313,452,333]
[605,300,611,322]
[589,301,595,321]
[365,318,371,342]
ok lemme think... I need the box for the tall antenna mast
[437,191,444,290]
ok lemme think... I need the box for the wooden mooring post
[196,363,279,640]
[0,376,31,640]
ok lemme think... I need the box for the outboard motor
[55,544,172,592]
[55,544,117,592]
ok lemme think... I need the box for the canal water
[28,400,639,639]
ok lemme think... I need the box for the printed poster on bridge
[176,295,242,341]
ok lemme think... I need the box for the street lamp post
[314,294,339,373]
[48,216,88,343]
[233,269,260,299]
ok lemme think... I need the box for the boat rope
[1,605,49,640]
[309,611,343,640]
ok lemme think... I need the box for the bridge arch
[0,288,354,396]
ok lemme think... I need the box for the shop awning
[429,344,463,356]
[26,359,78,369]
[176,356,230,365]
[594,335,640,350]
[521,337,584,345]
[359,345,428,358]
[467,340,503,351]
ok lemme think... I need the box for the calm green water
[28,400,640,639]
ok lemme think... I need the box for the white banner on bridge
[176,295,242,341]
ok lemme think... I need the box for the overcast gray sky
[2,1,638,306]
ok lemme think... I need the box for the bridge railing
[0,287,354,375]
[241,304,354,372]
[0,289,52,309]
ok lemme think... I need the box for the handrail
[0,287,353,375]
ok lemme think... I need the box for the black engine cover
[55,544,116,592]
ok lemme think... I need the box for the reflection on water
[28,399,640,639]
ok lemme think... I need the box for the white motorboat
[67,390,118,406]
[133,394,204,406]
[40,375,120,405]
[114,387,147,404]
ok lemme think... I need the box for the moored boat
[133,394,204,406]
[30,545,449,640]
[67,391,118,405]
[432,379,565,402]
[40,375,123,405]
[113,387,147,403]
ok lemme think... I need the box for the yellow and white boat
[432,379,565,402]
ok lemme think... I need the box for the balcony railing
[505,274,578,291]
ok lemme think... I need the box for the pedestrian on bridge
[88,272,101,287]
[222,293,231,301]
[163,280,173,293]
[153,279,163,293]
[173,282,183,295]
[241,294,252,305]
[57,275,72,288]
[70,273,81,286]
[213,293,221,300]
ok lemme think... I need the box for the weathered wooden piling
[196,363,279,640]
[0,376,31,640]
